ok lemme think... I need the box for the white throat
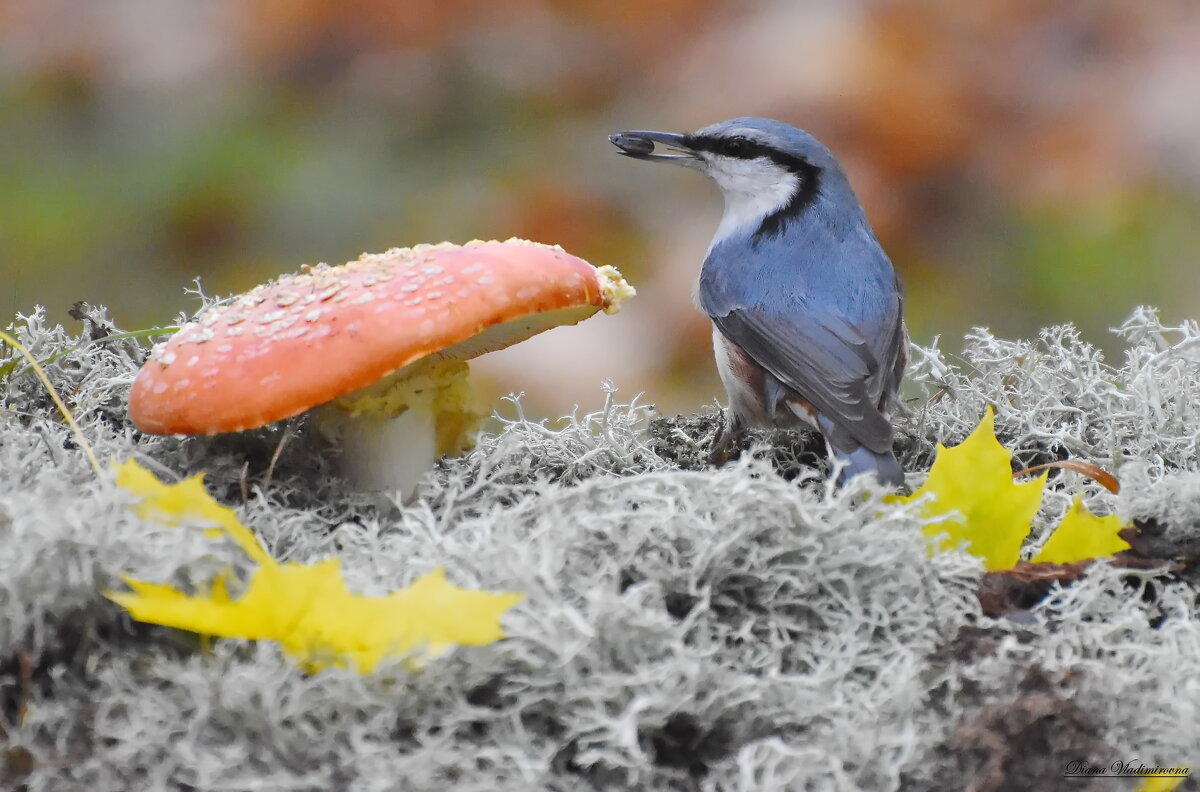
[707,159,800,249]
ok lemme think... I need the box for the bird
[610,117,907,487]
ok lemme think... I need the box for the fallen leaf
[899,406,1046,570]
[109,459,523,673]
[1134,776,1189,792]
[112,458,266,562]
[1031,495,1131,564]
[109,564,523,673]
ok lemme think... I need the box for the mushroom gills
[437,304,603,360]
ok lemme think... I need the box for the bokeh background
[3,0,1199,417]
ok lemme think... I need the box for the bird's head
[611,117,857,243]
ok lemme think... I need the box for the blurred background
[3,0,1199,417]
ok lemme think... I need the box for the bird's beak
[609,130,697,164]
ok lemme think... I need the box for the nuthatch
[611,117,906,487]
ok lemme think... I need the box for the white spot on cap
[400,283,419,292]
[153,382,168,394]
[187,355,200,367]
[461,263,483,275]
[173,378,191,391]
[422,264,444,275]
[261,310,285,323]
[226,326,245,337]
[351,292,374,305]
[160,351,177,365]
[260,373,282,386]
[306,325,333,341]
[217,344,233,353]
[427,291,443,300]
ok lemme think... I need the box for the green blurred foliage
[903,190,1200,349]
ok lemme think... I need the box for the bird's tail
[816,414,904,488]
[833,444,905,488]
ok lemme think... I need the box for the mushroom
[129,239,635,492]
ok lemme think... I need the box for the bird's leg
[708,409,743,467]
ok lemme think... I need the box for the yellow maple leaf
[900,408,1133,572]
[112,458,267,563]
[108,459,523,673]
[1134,776,1188,792]
[1032,494,1131,564]
[898,406,1047,571]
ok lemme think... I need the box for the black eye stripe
[686,132,810,168]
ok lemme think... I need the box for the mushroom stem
[314,356,484,495]
[320,404,439,494]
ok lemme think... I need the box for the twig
[0,329,102,476]
[263,423,294,492]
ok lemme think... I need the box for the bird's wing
[709,305,897,453]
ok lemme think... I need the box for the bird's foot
[707,416,743,467]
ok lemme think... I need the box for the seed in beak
[609,133,657,156]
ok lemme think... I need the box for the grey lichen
[1,305,1197,791]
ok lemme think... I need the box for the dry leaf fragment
[976,560,1091,617]
[1012,459,1120,494]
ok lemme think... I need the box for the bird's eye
[723,137,749,157]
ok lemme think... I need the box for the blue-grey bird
[610,117,907,486]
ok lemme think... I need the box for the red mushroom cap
[129,239,633,435]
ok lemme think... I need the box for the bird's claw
[707,415,740,467]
